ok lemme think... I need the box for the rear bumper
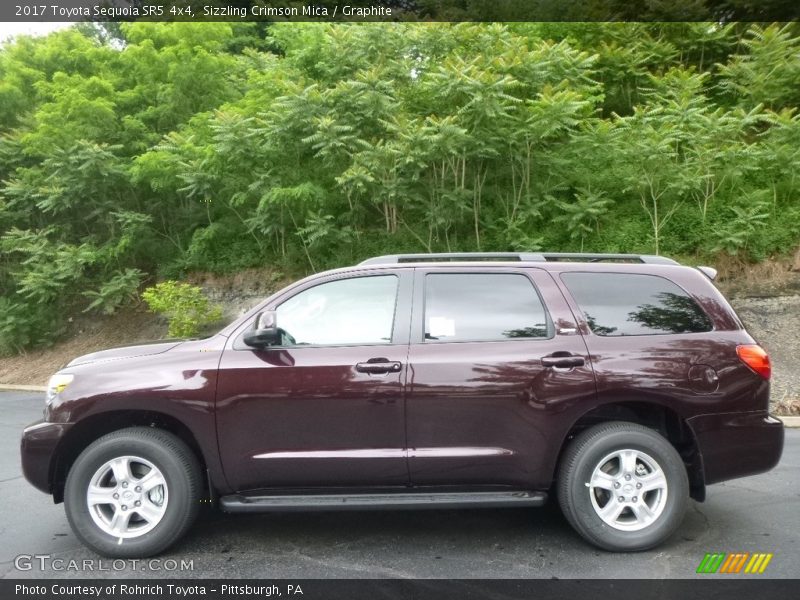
[687,411,784,485]
[20,420,72,495]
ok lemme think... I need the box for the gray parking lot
[1,391,797,579]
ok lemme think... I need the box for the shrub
[183,221,264,273]
[0,298,57,355]
[82,268,143,315]
[141,281,223,338]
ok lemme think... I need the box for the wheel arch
[51,410,210,503]
[556,401,706,501]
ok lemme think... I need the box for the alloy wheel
[587,448,668,531]
[86,455,169,539]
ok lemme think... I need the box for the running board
[220,490,547,513]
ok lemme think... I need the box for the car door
[405,267,596,489]
[216,269,412,491]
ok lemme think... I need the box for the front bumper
[20,420,72,495]
[687,411,784,485]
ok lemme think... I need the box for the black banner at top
[3,0,800,23]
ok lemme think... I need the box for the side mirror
[243,311,281,348]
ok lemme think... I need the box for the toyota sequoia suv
[21,252,784,557]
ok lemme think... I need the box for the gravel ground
[731,295,800,414]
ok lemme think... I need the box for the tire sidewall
[65,430,198,558]
[565,428,689,551]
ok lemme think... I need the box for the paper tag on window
[428,316,455,338]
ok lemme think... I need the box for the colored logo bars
[696,552,774,574]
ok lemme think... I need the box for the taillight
[736,344,771,380]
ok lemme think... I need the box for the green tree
[1,21,799,353]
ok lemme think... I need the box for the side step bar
[220,490,547,513]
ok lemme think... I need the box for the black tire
[557,421,689,552]
[64,427,202,558]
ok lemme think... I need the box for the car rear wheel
[64,427,202,557]
[557,421,689,551]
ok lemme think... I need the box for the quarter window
[561,272,713,336]
[423,273,550,342]
[276,275,398,345]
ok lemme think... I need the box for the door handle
[541,354,585,368]
[356,360,402,374]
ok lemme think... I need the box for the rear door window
[561,272,713,336]
[423,273,550,342]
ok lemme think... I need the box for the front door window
[277,275,399,346]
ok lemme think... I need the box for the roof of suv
[359,252,679,266]
[355,252,718,281]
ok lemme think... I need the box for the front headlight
[46,373,74,404]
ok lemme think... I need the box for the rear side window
[424,273,550,342]
[561,272,713,336]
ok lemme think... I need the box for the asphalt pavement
[1,391,797,579]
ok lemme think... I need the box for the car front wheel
[557,421,689,551]
[64,427,202,557]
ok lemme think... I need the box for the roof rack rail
[358,252,679,266]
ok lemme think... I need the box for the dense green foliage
[141,281,223,338]
[1,22,799,352]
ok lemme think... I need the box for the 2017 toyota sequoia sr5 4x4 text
[21,252,784,557]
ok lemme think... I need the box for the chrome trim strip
[253,447,514,459]
[410,447,513,458]
[253,449,405,459]
[23,421,56,434]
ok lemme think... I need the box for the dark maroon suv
[21,252,784,557]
